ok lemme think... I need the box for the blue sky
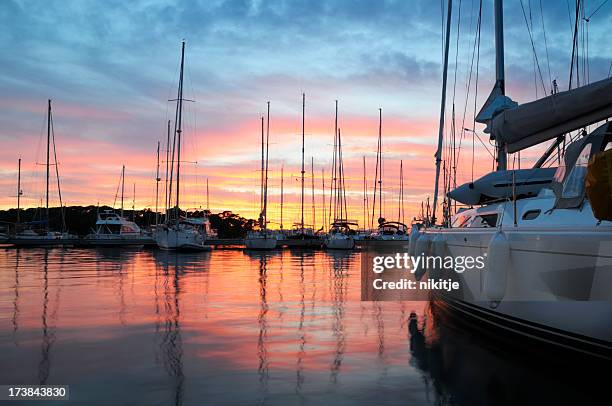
[0,0,610,220]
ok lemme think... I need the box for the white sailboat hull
[244,236,277,250]
[424,226,612,354]
[155,227,211,251]
[323,235,355,250]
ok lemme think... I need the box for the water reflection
[12,249,20,346]
[256,254,270,404]
[296,253,306,398]
[153,251,194,406]
[409,305,606,405]
[38,249,54,385]
[0,248,600,405]
[329,250,347,385]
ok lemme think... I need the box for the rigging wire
[455,0,482,184]
[539,0,554,93]
[519,0,549,95]
[587,0,609,19]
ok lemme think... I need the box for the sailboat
[365,110,409,249]
[283,94,321,247]
[412,0,612,359]
[245,105,277,250]
[155,41,211,252]
[83,166,153,247]
[323,111,356,250]
[10,100,77,247]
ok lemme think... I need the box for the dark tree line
[0,206,257,238]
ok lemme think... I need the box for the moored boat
[244,103,277,250]
[83,209,153,247]
[415,0,612,360]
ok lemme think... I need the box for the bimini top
[491,77,612,153]
[377,221,409,234]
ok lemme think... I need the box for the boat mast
[260,116,265,228]
[132,183,136,222]
[378,110,382,223]
[164,120,171,221]
[372,108,383,225]
[264,102,271,231]
[494,0,507,171]
[363,156,366,231]
[120,165,125,218]
[432,0,453,226]
[329,100,338,226]
[300,93,305,235]
[46,99,51,230]
[17,158,22,224]
[155,141,160,226]
[206,178,209,211]
[174,41,186,216]
[321,168,325,230]
[280,165,284,230]
[398,160,404,224]
[311,157,315,232]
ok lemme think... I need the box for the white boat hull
[424,226,612,354]
[244,237,277,250]
[323,235,355,250]
[155,228,211,251]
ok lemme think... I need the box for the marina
[1,0,611,404]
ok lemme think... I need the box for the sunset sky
[0,0,610,228]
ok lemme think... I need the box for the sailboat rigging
[155,41,211,251]
[323,107,356,250]
[245,104,277,250]
[413,0,612,358]
[11,100,75,246]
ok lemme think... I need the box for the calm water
[0,248,604,405]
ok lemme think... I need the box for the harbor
[0,0,611,404]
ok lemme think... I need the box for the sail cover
[491,77,612,153]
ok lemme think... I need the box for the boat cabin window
[604,141,612,151]
[469,213,498,228]
[522,209,541,220]
[451,214,472,228]
[104,224,122,234]
[561,143,591,199]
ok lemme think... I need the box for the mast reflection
[296,253,306,397]
[329,251,348,384]
[38,249,54,385]
[12,249,21,346]
[154,251,186,406]
[257,253,270,403]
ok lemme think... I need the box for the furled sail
[491,77,612,153]
[447,167,557,205]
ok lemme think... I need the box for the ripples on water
[0,248,604,405]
